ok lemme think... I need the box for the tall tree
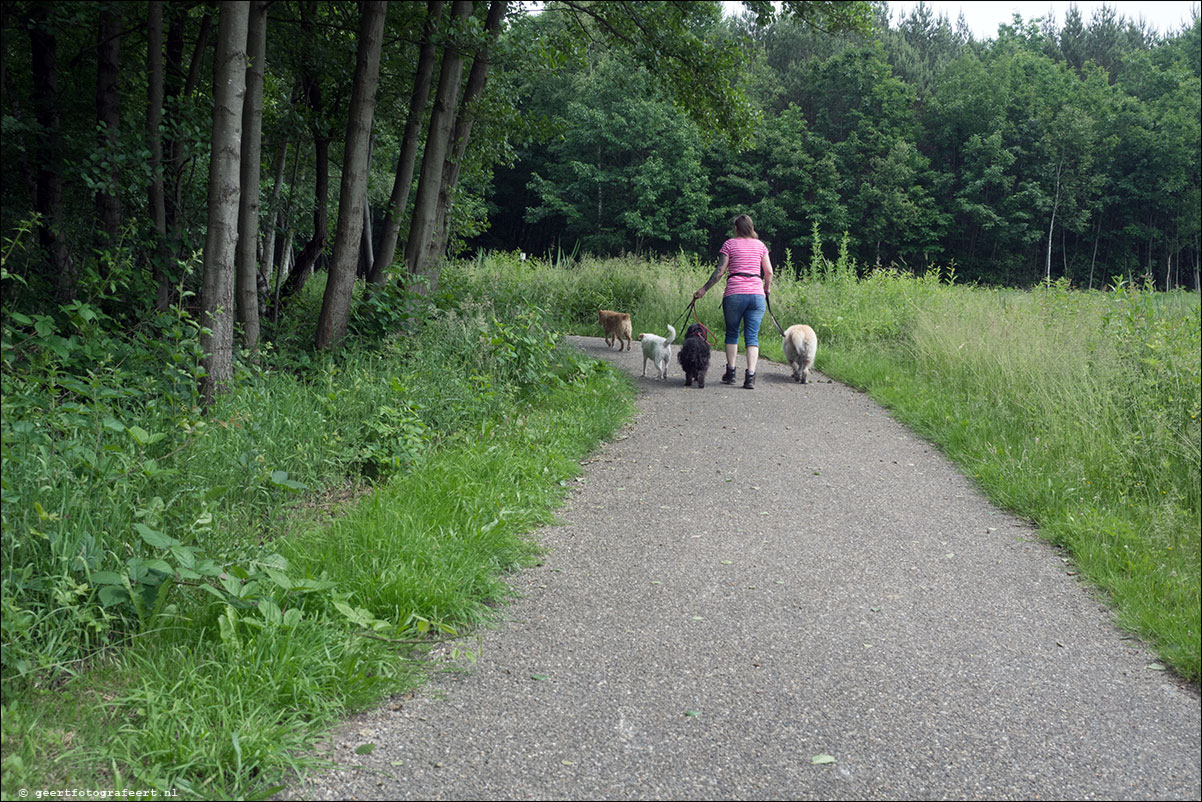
[278,1,334,302]
[147,0,171,310]
[315,0,387,349]
[426,0,508,272]
[164,2,215,256]
[235,0,268,349]
[28,3,76,302]
[200,1,249,406]
[369,0,443,285]
[94,1,122,256]
[405,0,474,289]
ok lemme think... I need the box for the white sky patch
[886,1,1197,39]
[720,1,1198,38]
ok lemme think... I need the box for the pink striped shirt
[719,237,768,297]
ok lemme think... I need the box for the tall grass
[1,273,634,798]
[455,253,1201,681]
[805,274,1200,678]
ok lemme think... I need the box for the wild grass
[456,252,1201,682]
[1,274,634,798]
[805,275,1200,679]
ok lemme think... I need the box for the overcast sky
[885,1,1198,39]
[720,1,1198,38]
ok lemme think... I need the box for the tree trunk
[369,0,443,285]
[273,233,294,324]
[279,2,330,302]
[95,3,122,256]
[147,0,172,310]
[427,0,507,275]
[28,4,76,303]
[235,0,268,350]
[1,4,39,216]
[358,134,375,278]
[164,2,215,259]
[280,135,328,300]
[1088,216,1101,290]
[315,1,387,350]
[260,135,289,289]
[200,1,249,407]
[405,0,474,290]
[1045,157,1062,284]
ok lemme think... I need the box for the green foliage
[524,52,712,253]
[1,251,636,797]
[490,6,1199,287]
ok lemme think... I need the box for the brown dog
[782,324,818,383]
[598,309,633,351]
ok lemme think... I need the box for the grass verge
[1,281,635,799]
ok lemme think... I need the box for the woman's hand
[693,288,706,300]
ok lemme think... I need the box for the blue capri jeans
[722,293,766,348]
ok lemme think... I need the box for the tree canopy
[1,0,1197,369]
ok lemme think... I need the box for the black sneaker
[721,366,736,384]
[743,370,756,389]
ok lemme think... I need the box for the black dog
[677,323,711,388]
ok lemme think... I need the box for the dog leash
[765,291,786,337]
[677,299,718,349]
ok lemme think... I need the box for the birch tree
[404,0,474,289]
[235,0,268,349]
[200,1,249,406]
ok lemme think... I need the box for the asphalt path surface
[281,335,1201,801]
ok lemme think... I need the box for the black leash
[765,291,786,337]
[684,293,783,345]
[673,299,719,349]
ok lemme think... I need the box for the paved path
[283,336,1200,801]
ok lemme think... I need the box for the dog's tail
[665,324,676,344]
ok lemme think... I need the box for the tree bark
[235,0,268,350]
[260,135,289,289]
[369,0,443,285]
[1045,157,1062,283]
[405,0,474,290]
[165,2,215,258]
[358,134,375,278]
[279,2,330,302]
[28,4,76,303]
[95,3,123,256]
[279,136,328,300]
[200,1,249,407]
[427,0,507,274]
[315,1,388,350]
[147,0,172,310]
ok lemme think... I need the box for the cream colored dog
[639,325,676,379]
[598,309,633,351]
[782,324,818,384]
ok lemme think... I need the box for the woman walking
[693,214,773,389]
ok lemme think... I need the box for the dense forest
[479,2,1201,289]
[3,2,1198,360]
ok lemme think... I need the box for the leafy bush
[0,265,589,695]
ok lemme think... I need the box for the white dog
[782,324,818,384]
[639,324,676,379]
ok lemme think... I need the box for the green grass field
[2,251,1197,798]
